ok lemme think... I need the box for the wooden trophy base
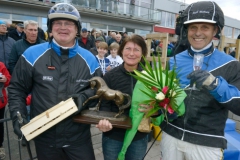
[73,110,132,129]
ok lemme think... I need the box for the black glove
[71,94,84,113]
[70,88,97,113]
[187,70,218,90]
[12,112,28,139]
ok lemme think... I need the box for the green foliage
[130,55,186,118]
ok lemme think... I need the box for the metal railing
[2,107,37,160]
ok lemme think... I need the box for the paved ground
[3,106,161,160]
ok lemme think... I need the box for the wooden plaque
[73,110,132,129]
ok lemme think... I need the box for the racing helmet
[47,3,81,34]
[182,1,224,35]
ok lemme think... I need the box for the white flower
[155,92,165,100]
[169,90,176,97]
[141,70,147,75]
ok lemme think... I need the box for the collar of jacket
[0,34,8,41]
[23,34,42,45]
[188,42,214,57]
[50,38,79,58]
[119,62,143,75]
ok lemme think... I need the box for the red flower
[159,98,170,108]
[163,98,170,104]
[151,86,158,93]
[165,105,174,114]
[162,86,169,94]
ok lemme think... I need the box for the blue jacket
[0,34,15,69]
[161,48,240,149]
[8,39,102,147]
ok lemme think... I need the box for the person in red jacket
[0,62,11,159]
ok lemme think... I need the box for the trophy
[73,77,132,129]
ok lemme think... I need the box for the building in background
[0,0,239,38]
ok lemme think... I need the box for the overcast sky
[183,0,240,20]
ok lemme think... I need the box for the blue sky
[183,0,240,20]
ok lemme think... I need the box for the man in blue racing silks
[158,1,240,160]
[8,3,102,160]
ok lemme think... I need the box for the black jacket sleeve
[8,56,33,117]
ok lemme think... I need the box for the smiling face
[51,19,77,47]
[122,42,142,71]
[110,48,118,58]
[187,22,217,50]
[97,47,107,58]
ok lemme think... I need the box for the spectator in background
[96,42,111,75]
[6,21,15,32]
[108,32,117,46]
[9,23,24,41]
[122,32,128,40]
[90,37,105,56]
[96,30,105,42]
[9,20,45,75]
[78,28,95,51]
[230,48,236,58]
[90,28,97,41]
[38,27,45,40]
[0,62,11,160]
[115,33,122,45]
[106,31,112,44]
[107,42,123,69]
[0,20,15,71]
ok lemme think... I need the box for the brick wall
[228,111,240,133]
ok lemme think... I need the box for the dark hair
[118,34,147,63]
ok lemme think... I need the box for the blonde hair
[109,42,119,50]
[97,42,108,50]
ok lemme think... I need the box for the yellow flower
[155,92,165,100]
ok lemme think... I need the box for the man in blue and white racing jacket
[8,3,101,160]
[160,1,240,160]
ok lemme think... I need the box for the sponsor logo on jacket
[43,76,53,81]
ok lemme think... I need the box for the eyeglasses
[52,21,75,28]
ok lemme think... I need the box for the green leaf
[146,107,159,117]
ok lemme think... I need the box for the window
[42,18,47,32]
[223,26,233,38]
[160,11,176,28]
[135,29,150,36]
[234,28,240,39]
[90,23,107,30]
[0,13,10,19]
[108,25,123,32]
[12,14,38,21]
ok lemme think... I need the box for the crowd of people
[0,1,239,160]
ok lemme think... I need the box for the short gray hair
[24,20,38,29]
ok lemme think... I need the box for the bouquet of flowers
[117,56,186,160]
[131,56,186,120]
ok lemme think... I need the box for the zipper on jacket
[181,90,193,140]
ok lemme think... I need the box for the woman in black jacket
[96,34,148,160]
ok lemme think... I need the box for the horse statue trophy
[73,77,132,129]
